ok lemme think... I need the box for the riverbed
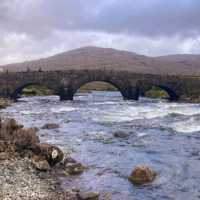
[1,91,200,200]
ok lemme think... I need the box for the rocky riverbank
[0,118,94,200]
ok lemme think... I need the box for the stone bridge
[0,69,200,102]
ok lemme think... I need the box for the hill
[1,46,200,75]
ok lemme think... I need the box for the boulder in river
[113,131,130,138]
[42,123,60,129]
[129,164,157,185]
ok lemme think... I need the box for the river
[1,91,200,200]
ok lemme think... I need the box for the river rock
[33,143,64,166]
[113,131,129,138]
[77,190,99,200]
[129,164,157,185]
[63,157,77,165]
[63,156,85,175]
[42,123,60,129]
[65,162,85,175]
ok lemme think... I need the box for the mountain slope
[155,54,200,75]
[1,46,200,75]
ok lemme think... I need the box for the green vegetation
[145,86,169,99]
[79,81,118,92]
[22,85,53,96]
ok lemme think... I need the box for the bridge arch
[62,80,128,101]
[10,83,55,101]
[141,84,179,101]
[156,85,179,101]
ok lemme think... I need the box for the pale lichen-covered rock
[33,143,64,166]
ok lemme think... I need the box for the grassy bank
[145,86,169,99]
[22,85,54,96]
[79,81,118,92]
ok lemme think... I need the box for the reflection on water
[2,91,200,200]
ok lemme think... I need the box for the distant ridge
[1,46,200,75]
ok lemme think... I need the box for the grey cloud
[1,0,200,38]
[92,0,200,37]
[0,0,200,65]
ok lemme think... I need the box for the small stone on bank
[78,190,99,200]
[0,152,8,160]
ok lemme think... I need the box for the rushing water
[2,91,200,200]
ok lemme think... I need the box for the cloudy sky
[0,0,200,64]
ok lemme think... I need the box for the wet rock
[63,157,77,165]
[77,190,99,200]
[113,131,129,138]
[33,143,64,166]
[129,164,157,185]
[63,156,85,175]
[31,155,51,171]
[42,123,60,129]
[65,162,85,175]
